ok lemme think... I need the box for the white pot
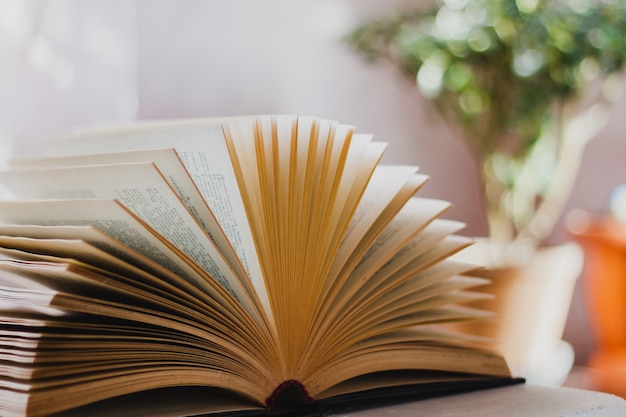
[453,239,583,385]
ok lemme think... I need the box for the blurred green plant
[347,0,626,261]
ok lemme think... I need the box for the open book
[0,115,516,417]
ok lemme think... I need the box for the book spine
[265,380,314,409]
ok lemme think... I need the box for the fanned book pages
[0,115,518,417]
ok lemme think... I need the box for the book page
[0,236,210,315]
[224,116,388,372]
[0,249,201,326]
[6,149,251,310]
[347,235,476,317]
[0,248,270,366]
[0,260,274,415]
[0,255,249,358]
[329,166,422,275]
[314,237,479,356]
[319,135,388,277]
[334,262,488,346]
[308,341,510,399]
[332,197,453,312]
[305,170,429,358]
[303,210,470,375]
[0,234,274,396]
[0,224,205,300]
[39,119,273,326]
[0,162,264,323]
[0,265,62,316]
[320,169,427,309]
[0,199,247,320]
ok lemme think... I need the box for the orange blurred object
[568,210,626,397]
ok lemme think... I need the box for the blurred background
[1,0,626,394]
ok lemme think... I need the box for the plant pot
[568,212,626,397]
[452,239,583,385]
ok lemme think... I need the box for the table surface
[328,384,626,417]
[53,382,626,417]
